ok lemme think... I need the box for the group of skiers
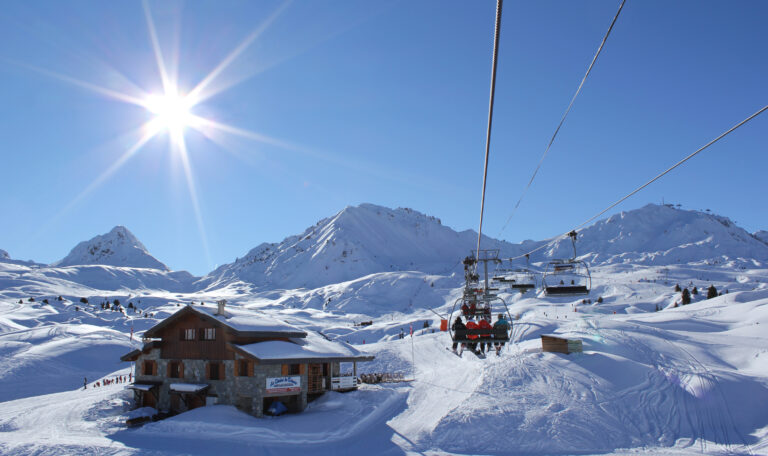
[84,373,132,389]
[451,313,509,356]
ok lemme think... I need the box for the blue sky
[1,0,766,275]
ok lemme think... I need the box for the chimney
[216,299,227,316]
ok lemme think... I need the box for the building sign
[266,376,301,394]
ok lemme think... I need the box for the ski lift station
[120,302,373,418]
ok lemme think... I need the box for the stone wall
[134,351,314,417]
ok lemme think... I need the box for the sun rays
[26,1,297,269]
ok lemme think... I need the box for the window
[181,328,196,340]
[169,361,181,378]
[209,362,222,380]
[202,328,216,340]
[282,364,300,376]
[143,360,156,376]
[237,359,250,377]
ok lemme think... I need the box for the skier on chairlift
[493,313,509,355]
[451,316,466,354]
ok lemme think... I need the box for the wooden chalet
[120,302,373,417]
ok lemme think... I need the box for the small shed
[541,335,583,354]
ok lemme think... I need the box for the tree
[80,297,88,304]
[597,296,603,304]
[692,286,698,295]
[42,299,49,304]
[674,284,681,292]
[681,288,691,305]
[707,285,718,299]
[113,299,120,306]
[28,297,35,302]
[57,296,64,301]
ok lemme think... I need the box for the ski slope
[2,203,768,454]
[1,263,768,455]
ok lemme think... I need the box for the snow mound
[53,226,168,270]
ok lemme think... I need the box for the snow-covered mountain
[754,230,768,245]
[536,204,768,266]
[206,203,767,290]
[205,204,533,289]
[0,249,9,260]
[53,226,169,271]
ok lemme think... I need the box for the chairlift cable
[477,0,503,255]
[503,103,768,262]
[498,0,627,237]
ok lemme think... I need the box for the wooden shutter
[281,364,289,376]
[152,361,157,376]
[219,363,226,380]
[167,362,172,378]
[180,362,185,379]
[299,364,305,375]
[248,361,253,377]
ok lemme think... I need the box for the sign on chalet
[120,302,373,417]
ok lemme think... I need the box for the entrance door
[308,363,323,393]
[142,391,156,408]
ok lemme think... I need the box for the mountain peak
[53,226,168,270]
[0,249,9,260]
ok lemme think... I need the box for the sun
[144,90,194,135]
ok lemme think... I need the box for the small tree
[707,285,718,299]
[597,296,603,304]
[681,288,691,305]
[674,284,681,292]
[80,297,88,304]
[57,296,64,301]
[692,286,699,295]
[113,299,120,306]
[18,299,22,304]
[28,297,35,302]
[43,299,49,304]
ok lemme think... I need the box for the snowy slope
[0,249,8,260]
[1,266,768,455]
[54,226,169,270]
[205,204,534,289]
[754,230,768,245]
[538,204,768,266]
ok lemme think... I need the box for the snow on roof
[188,305,306,336]
[170,383,209,393]
[127,383,155,392]
[235,331,373,363]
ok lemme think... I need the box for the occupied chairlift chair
[449,250,512,347]
[493,254,536,292]
[542,231,591,296]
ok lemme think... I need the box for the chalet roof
[120,340,161,362]
[143,305,307,339]
[232,331,374,364]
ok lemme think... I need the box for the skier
[493,313,510,355]
[451,316,466,354]
[461,302,470,317]
[465,318,479,353]
[477,318,492,354]
[83,377,87,390]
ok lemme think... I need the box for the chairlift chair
[449,251,513,350]
[541,230,591,296]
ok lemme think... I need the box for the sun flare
[144,91,194,134]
